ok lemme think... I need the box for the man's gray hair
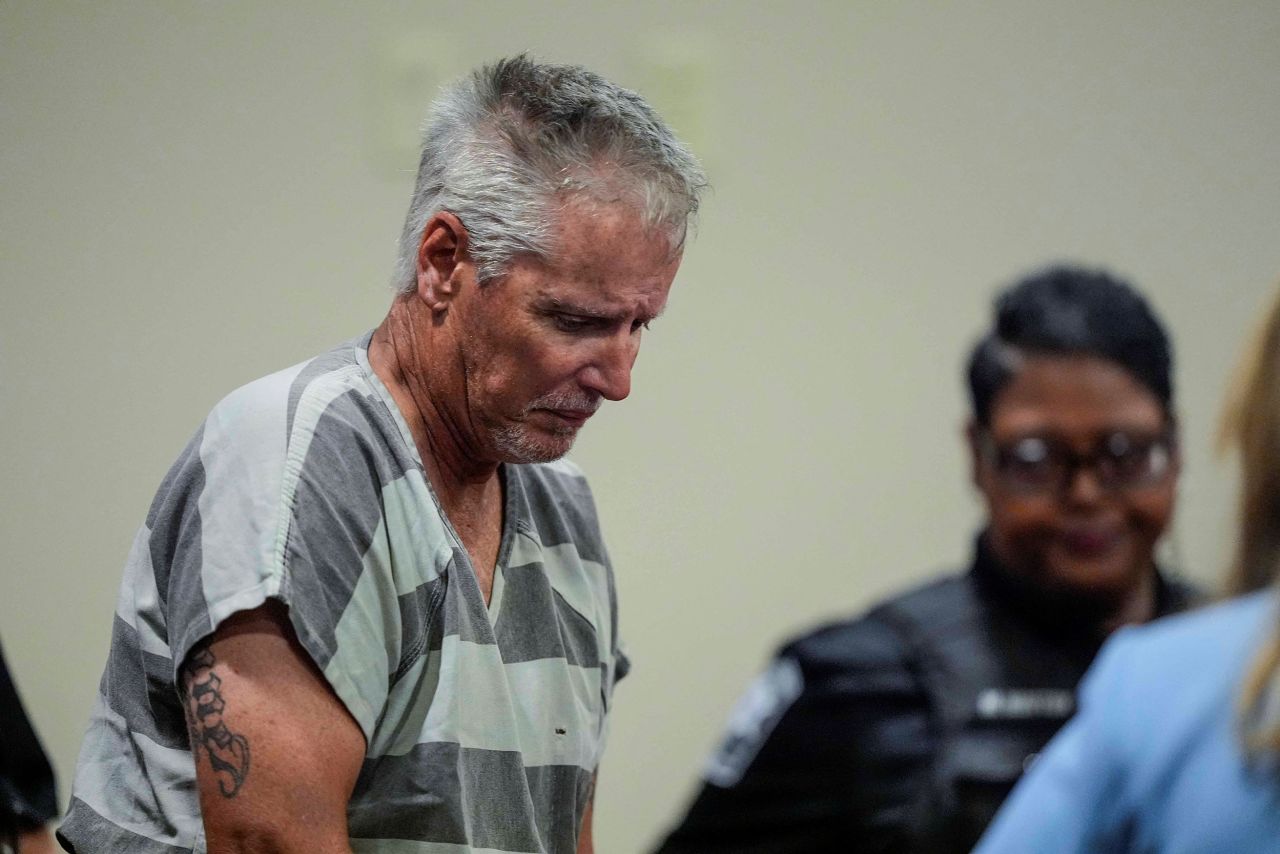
[392,54,708,293]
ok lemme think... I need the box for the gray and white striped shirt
[61,333,628,853]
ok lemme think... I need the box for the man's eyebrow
[536,295,665,322]
[537,296,605,316]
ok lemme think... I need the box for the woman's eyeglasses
[979,430,1175,495]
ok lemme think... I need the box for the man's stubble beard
[492,420,576,464]
[491,388,600,464]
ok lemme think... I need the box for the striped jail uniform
[60,333,629,853]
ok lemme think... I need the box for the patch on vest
[975,688,1074,720]
[703,657,804,787]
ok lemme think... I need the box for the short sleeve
[157,366,414,742]
[156,371,297,683]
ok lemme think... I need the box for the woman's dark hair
[967,264,1174,425]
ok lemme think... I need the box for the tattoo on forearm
[182,647,251,797]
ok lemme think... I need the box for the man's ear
[415,212,472,311]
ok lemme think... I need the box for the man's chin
[492,426,577,464]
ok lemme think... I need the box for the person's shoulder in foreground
[975,591,1280,854]
[61,53,704,854]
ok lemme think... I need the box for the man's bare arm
[180,600,366,853]
[577,774,596,854]
[17,826,58,854]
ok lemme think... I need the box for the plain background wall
[3,2,1279,850]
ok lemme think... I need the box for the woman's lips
[1058,527,1123,557]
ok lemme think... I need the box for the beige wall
[3,2,1278,850]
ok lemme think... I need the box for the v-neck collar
[356,330,521,623]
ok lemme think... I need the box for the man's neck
[367,303,505,599]
[369,301,497,488]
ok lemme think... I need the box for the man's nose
[579,333,638,402]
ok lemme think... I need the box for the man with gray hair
[60,55,705,854]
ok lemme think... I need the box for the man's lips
[543,408,594,427]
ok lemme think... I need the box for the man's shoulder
[204,337,368,437]
[159,335,408,528]
[197,335,363,445]
[780,572,973,680]
[198,336,415,482]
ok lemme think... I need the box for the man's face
[452,198,681,464]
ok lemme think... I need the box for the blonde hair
[1222,284,1280,753]
[1241,641,1280,753]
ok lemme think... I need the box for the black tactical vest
[870,551,1200,853]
